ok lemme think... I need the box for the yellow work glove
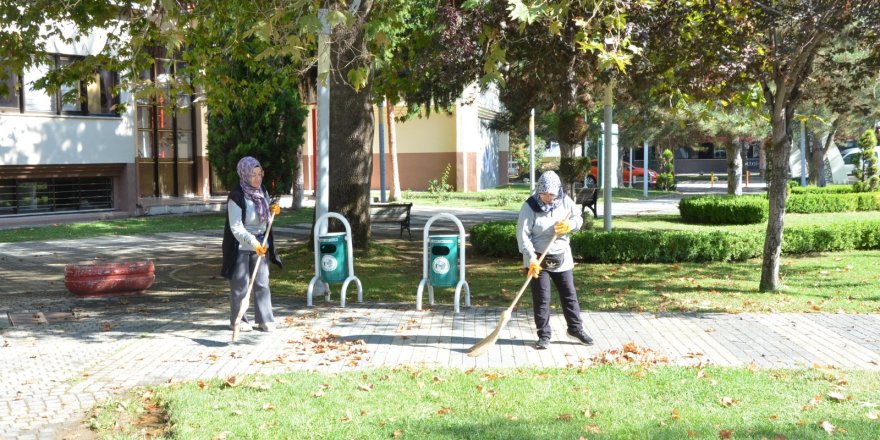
[254,244,268,257]
[554,220,572,235]
[527,257,542,279]
[270,203,281,216]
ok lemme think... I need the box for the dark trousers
[530,269,583,339]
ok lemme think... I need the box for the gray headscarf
[532,170,564,212]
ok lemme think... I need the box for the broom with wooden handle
[467,212,571,357]
[231,210,276,342]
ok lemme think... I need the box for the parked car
[584,159,658,187]
[841,146,880,176]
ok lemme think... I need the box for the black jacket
[221,184,283,279]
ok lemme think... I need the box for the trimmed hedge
[470,220,880,263]
[680,192,880,223]
[679,195,768,224]
[470,221,520,257]
[789,185,855,194]
[787,192,880,213]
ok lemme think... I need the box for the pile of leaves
[590,342,668,366]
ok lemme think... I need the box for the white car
[842,146,880,175]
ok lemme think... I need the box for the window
[14,54,119,116]
[0,177,113,215]
[0,69,21,110]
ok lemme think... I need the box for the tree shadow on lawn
[273,240,880,314]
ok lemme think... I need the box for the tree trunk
[387,102,402,201]
[726,141,743,195]
[759,103,792,292]
[329,1,374,249]
[807,119,839,187]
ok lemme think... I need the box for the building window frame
[7,54,121,117]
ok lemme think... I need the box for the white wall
[0,113,134,165]
[0,20,136,166]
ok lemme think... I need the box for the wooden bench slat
[369,202,413,240]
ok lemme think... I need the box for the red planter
[65,261,155,297]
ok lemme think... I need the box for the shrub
[679,195,768,224]
[789,185,854,195]
[656,149,676,191]
[470,221,520,257]
[469,220,880,263]
[787,192,880,213]
[427,164,454,201]
[571,229,764,263]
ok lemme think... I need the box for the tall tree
[628,0,880,291]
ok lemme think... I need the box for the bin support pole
[416,213,470,313]
[306,212,363,307]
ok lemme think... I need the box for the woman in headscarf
[516,170,593,349]
[221,156,282,332]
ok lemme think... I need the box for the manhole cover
[7,311,78,326]
[8,312,47,326]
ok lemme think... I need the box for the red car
[585,159,658,187]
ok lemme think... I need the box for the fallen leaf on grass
[437,407,453,416]
[212,432,230,440]
[557,413,574,421]
[827,391,846,402]
[358,383,373,392]
[583,424,601,434]
[393,429,404,438]
[197,380,208,389]
[671,408,681,420]
[262,403,275,411]
[720,396,737,407]
[820,420,835,434]
[224,375,242,388]
[867,411,879,420]
[719,429,734,439]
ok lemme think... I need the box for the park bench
[370,202,413,240]
[575,187,598,218]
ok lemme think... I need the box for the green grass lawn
[0,208,316,243]
[273,239,880,314]
[91,366,880,439]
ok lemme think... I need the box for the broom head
[466,308,513,357]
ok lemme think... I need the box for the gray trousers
[229,251,274,326]
[529,269,583,339]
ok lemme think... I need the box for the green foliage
[788,185,854,194]
[656,149,676,191]
[509,141,545,178]
[558,156,592,191]
[469,221,520,257]
[853,128,879,192]
[427,164,454,201]
[787,193,880,213]
[679,195,769,225]
[470,219,880,263]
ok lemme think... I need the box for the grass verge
[272,239,880,314]
[91,365,880,439]
[0,208,315,243]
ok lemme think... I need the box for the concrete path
[6,182,880,439]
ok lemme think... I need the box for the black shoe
[567,329,594,345]
[535,337,550,350]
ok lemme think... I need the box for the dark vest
[221,184,282,279]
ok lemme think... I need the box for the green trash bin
[428,234,459,287]
[318,232,348,283]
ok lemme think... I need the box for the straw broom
[467,213,570,357]
[231,211,276,342]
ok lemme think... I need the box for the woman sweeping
[221,156,282,332]
[517,170,594,350]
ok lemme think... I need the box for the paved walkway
[4,186,880,439]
